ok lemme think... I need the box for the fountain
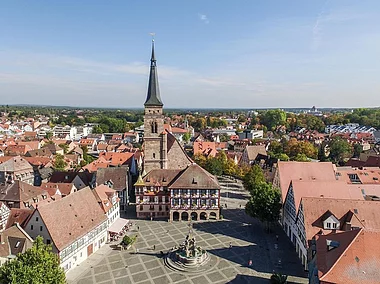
[164,220,216,274]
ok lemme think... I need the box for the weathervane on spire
[150,32,156,42]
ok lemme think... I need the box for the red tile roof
[290,180,364,214]
[277,161,337,201]
[317,229,380,284]
[36,187,107,251]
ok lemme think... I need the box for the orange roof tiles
[35,187,107,251]
[317,229,380,284]
[301,197,380,242]
[290,180,364,214]
[277,161,337,201]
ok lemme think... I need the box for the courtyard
[67,177,307,284]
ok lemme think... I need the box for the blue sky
[1,0,380,108]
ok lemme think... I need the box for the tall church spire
[144,38,163,107]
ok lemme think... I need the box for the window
[35,217,39,222]
[153,153,156,159]
[15,241,20,248]
[333,223,338,229]
[40,226,43,231]
[30,225,33,230]
[326,223,331,229]
[46,239,51,245]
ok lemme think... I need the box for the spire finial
[149,32,156,64]
[150,32,155,42]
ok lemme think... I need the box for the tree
[183,132,191,143]
[270,273,288,284]
[193,153,207,168]
[92,125,103,134]
[81,146,95,165]
[53,154,67,171]
[328,137,353,164]
[204,157,223,176]
[293,153,310,162]
[58,143,69,154]
[260,109,287,131]
[245,182,282,228]
[45,131,53,140]
[353,143,363,158]
[243,165,266,193]
[0,236,66,284]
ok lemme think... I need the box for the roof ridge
[320,228,363,280]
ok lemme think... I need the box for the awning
[108,218,130,234]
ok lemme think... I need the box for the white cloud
[198,13,209,24]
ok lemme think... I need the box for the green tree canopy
[260,109,287,131]
[328,137,353,164]
[243,165,266,192]
[245,182,282,224]
[183,132,191,143]
[53,154,67,171]
[0,236,66,284]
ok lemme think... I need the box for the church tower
[143,39,168,173]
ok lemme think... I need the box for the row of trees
[251,108,380,133]
[267,136,354,164]
[268,138,318,161]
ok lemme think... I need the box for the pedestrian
[153,244,156,250]
[150,216,153,221]
[225,203,227,208]
[239,204,242,209]
[229,242,232,249]
[137,226,140,231]
[248,259,252,267]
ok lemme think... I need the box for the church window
[153,153,156,159]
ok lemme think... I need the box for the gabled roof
[300,197,380,242]
[169,164,220,189]
[317,229,380,284]
[93,184,118,213]
[0,223,34,258]
[6,208,33,229]
[35,187,107,251]
[40,182,76,196]
[244,145,267,161]
[141,169,183,187]
[277,161,337,201]
[0,156,33,172]
[0,181,49,208]
[96,167,129,191]
[49,171,94,186]
[290,180,364,214]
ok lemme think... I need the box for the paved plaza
[67,178,308,284]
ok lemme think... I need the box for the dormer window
[323,213,340,230]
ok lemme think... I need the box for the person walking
[153,244,156,250]
[229,242,232,249]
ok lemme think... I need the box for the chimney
[344,222,352,231]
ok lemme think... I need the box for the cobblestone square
[67,178,307,284]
